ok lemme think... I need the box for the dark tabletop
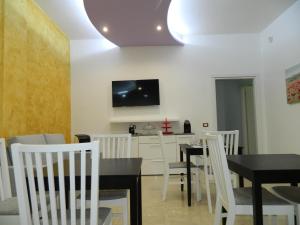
[227,154,300,183]
[100,158,143,176]
[180,144,205,155]
[227,154,300,171]
[72,157,143,177]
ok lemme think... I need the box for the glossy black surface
[48,158,143,225]
[227,154,300,182]
[227,154,300,225]
[100,158,143,176]
[228,154,300,171]
[112,79,160,107]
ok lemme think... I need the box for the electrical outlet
[203,123,209,127]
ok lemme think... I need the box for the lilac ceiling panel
[83,0,182,46]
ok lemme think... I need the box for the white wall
[71,34,262,147]
[261,1,300,154]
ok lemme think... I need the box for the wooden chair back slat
[35,152,50,225]
[80,150,87,225]
[11,141,100,225]
[205,134,235,209]
[46,153,58,225]
[69,151,76,225]
[206,130,239,155]
[91,134,132,159]
[25,152,40,225]
[0,138,12,199]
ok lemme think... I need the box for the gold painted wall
[0,0,71,142]
[0,0,4,136]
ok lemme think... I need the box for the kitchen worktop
[132,133,194,137]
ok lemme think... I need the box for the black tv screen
[112,79,160,107]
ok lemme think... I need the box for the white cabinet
[139,136,163,175]
[131,137,139,157]
[137,134,194,175]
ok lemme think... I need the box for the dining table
[45,157,143,225]
[227,154,300,225]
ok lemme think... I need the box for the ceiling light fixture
[156,25,162,31]
[102,26,109,33]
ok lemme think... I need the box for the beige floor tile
[111,175,291,225]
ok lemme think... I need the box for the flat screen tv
[112,79,160,107]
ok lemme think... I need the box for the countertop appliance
[129,124,136,135]
[184,120,191,133]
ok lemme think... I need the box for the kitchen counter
[132,132,194,137]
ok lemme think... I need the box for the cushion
[11,134,46,145]
[234,187,290,205]
[0,197,18,215]
[44,134,65,144]
[50,208,111,225]
[7,134,47,165]
[273,186,300,203]
[79,189,128,201]
[169,162,198,169]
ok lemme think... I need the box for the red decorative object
[161,118,173,134]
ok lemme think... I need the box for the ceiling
[168,0,297,36]
[83,0,181,46]
[34,0,296,45]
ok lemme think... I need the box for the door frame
[210,75,267,154]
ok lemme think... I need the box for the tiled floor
[112,175,290,225]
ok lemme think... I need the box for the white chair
[158,131,200,201]
[205,133,294,225]
[0,138,19,225]
[201,130,239,213]
[272,186,300,225]
[11,141,112,225]
[89,134,131,225]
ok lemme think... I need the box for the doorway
[215,78,257,154]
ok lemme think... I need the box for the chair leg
[226,209,235,225]
[296,204,300,225]
[287,207,295,225]
[270,215,277,225]
[195,169,201,201]
[122,197,128,225]
[205,174,212,213]
[214,195,222,225]
[162,172,169,201]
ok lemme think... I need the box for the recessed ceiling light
[156,25,162,31]
[102,26,109,33]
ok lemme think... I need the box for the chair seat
[80,189,128,201]
[234,187,291,205]
[273,186,300,203]
[0,197,18,215]
[169,162,198,169]
[49,208,111,225]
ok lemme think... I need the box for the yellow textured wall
[0,0,3,136]
[0,0,71,142]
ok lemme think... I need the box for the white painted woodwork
[138,134,194,175]
[131,137,139,157]
[91,134,131,158]
[11,141,112,225]
[0,138,12,199]
[158,132,200,201]
[90,134,131,225]
[202,130,239,214]
[0,138,19,225]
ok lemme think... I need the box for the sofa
[7,133,66,195]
